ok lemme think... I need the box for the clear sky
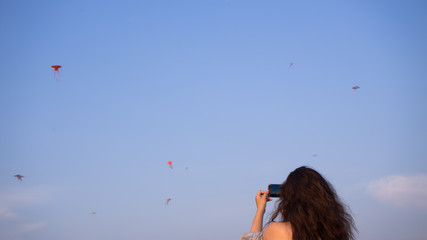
[1,0,427,239]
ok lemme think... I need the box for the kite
[289,62,294,67]
[312,154,318,157]
[166,198,172,205]
[167,161,173,169]
[185,167,189,170]
[14,174,24,182]
[351,86,360,94]
[51,65,62,82]
[91,211,97,215]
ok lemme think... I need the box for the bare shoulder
[263,222,292,240]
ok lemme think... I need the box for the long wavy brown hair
[269,166,356,240]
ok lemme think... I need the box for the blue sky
[1,0,427,239]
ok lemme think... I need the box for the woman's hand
[255,190,272,213]
[250,190,272,232]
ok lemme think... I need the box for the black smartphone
[268,184,281,198]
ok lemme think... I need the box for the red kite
[51,65,62,82]
[351,86,360,94]
[14,175,24,182]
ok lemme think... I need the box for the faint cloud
[367,174,427,208]
[0,206,18,219]
[19,221,48,232]
[0,187,52,239]
[0,187,52,219]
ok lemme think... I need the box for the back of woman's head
[270,166,356,240]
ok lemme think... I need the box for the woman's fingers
[256,190,270,201]
[262,190,269,199]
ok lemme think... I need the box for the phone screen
[268,184,281,198]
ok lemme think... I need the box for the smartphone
[268,184,281,198]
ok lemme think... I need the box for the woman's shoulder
[263,222,292,240]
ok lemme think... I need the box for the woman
[240,166,356,240]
